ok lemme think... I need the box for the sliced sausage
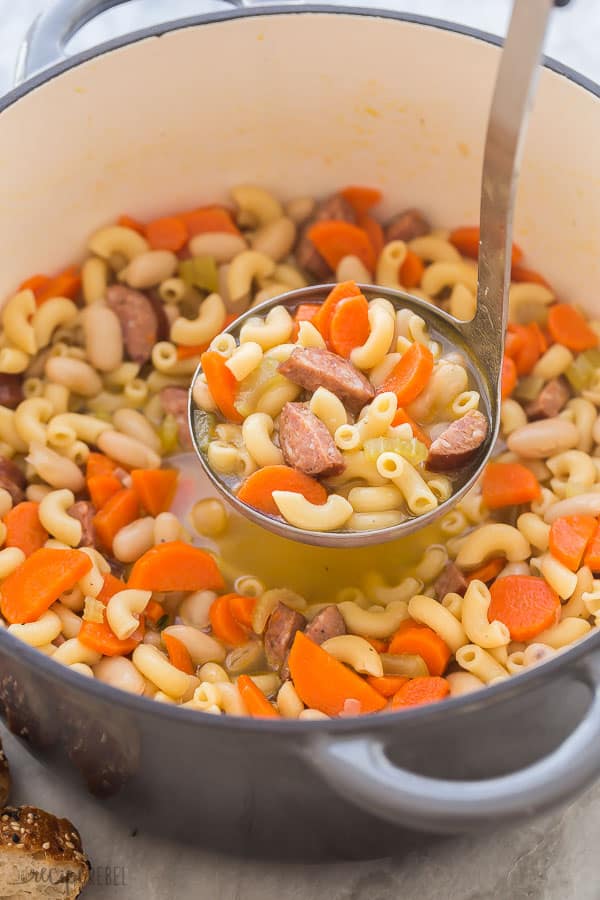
[160,386,193,450]
[434,561,468,599]
[525,377,570,421]
[304,604,346,645]
[147,291,171,342]
[68,501,96,547]
[295,193,357,280]
[279,403,345,478]
[0,375,23,410]
[264,602,306,671]
[384,208,430,244]
[105,284,158,364]
[0,458,26,505]
[427,411,489,472]
[278,347,374,415]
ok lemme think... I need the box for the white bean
[82,305,124,372]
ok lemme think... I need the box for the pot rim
[1,3,599,733]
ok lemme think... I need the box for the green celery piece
[234,357,281,417]
[193,410,217,454]
[514,375,544,402]
[565,353,596,392]
[159,414,180,455]
[363,436,428,465]
[178,256,219,293]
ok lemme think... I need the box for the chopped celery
[159,413,180,455]
[193,410,217,454]
[565,352,597,392]
[178,256,219,293]
[363,436,428,465]
[380,653,429,677]
[514,375,544,402]
[234,357,281,417]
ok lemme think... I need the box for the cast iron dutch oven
[1,0,599,859]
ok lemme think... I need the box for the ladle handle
[464,0,558,410]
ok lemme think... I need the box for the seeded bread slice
[0,806,90,898]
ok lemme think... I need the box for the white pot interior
[0,11,599,312]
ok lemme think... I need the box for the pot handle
[15,0,247,83]
[310,661,600,832]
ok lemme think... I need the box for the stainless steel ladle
[189,0,569,548]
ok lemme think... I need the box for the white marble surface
[1,1,600,897]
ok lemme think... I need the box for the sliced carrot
[584,521,600,573]
[144,599,166,624]
[0,548,92,625]
[288,631,386,717]
[291,303,322,340]
[92,488,139,553]
[466,557,505,584]
[18,274,51,301]
[237,465,327,517]
[340,186,383,216]
[130,469,179,517]
[388,625,450,677]
[87,474,122,511]
[378,342,434,405]
[481,462,541,509]
[308,221,376,274]
[4,502,48,557]
[145,216,188,252]
[364,636,389,654]
[488,575,561,642]
[117,214,146,235]
[79,613,144,657]
[449,226,523,266]
[549,515,598,572]
[96,573,127,605]
[329,294,370,358]
[176,343,207,360]
[399,249,425,288]
[34,266,81,306]
[547,304,598,352]
[128,541,224,592]
[237,674,280,718]
[86,452,119,480]
[228,594,256,630]
[313,280,360,341]
[366,675,409,698]
[178,206,240,237]
[390,676,450,709]
[163,633,195,674]
[392,408,431,447]
[359,214,385,258]
[209,593,248,646]
[200,350,242,424]
[507,323,542,375]
[511,264,550,287]
[501,355,517,399]
[530,321,548,355]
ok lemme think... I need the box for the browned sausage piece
[68,501,96,547]
[304,605,346,645]
[160,386,193,449]
[0,375,23,410]
[384,208,430,244]
[434,561,468,599]
[525,377,570,420]
[105,284,158,364]
[279,403,345,478]
[427,411,489,472]
[264,602,306,671]
[279,347,374,415]
[295,193,357,280]
[0,458,26,505]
